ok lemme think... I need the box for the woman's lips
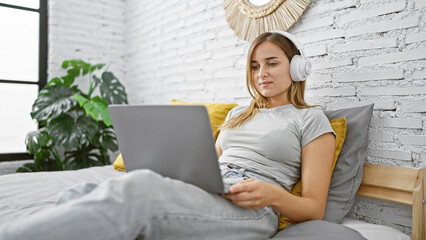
[260,82,272,87]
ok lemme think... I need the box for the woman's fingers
[233,200,263,209]
[222,191,251,202]
[221,179,270,209]
[228,179,256,194]
[223,193,264,209]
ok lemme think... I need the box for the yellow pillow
[113,153,125,171]
[113,100,238,171]
[277,117,347,231]
[169,100,238,139]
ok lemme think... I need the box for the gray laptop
[108,105,229,193]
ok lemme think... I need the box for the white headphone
[268,31,312,82]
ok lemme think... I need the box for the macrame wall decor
[224,0,311,41]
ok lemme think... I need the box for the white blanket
[0,165,124,224]
[0,165,411,240]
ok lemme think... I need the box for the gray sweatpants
[0,167,279,240]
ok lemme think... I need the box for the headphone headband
[268,31,306,57]
[266,30,311,82]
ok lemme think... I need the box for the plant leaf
[62,59,92,76]
[26,129,50,155]
[16,162,40,172]
[64,146,103,169]
[98,128,118,152]
[99,72,128,105]
[74,94,90,113]
[16,157,60,173]
[48,114,81,149]
[31,85,77,122]
[93,75,101,85]
[48,112,100,149]
[46,74,76,87]
[34,148,52,163]
[76,114,100,142]
[90,64,105,72]
[74,94,112,126]
[46,77,63,87]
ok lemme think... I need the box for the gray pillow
[271,220,366,240]
[323,104,374,223]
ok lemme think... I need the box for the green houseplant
[18,60,128,172]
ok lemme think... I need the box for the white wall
[48,0,425,235]
[48,0,126,91]
[124,0,249,105]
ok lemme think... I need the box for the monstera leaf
[25,129,50,155]
[92,127,118,152]
[16,151,61,172]
[48,113,99,149]
[31,85,77,122]
[74,94,112,126]
[96,72,128,105]
[64,146,105,169]
[62,60,105,77]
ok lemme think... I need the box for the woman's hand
[221,179,280,209]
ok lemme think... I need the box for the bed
[1,104,423,239]
[0,163,422,240]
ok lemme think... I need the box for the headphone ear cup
[290,55,312,82]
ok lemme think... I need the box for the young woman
[0,31,335,240]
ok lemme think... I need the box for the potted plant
[18,60,128,172]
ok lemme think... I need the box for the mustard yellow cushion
[113,153,125,171]
[113,100,238,171]
[277,117,347,231]
[169,100,238,139]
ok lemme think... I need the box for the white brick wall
[48,0,126,92]
[333,38,398,53]
[338,0,407,25]
[47,0,426,235]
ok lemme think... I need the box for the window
[0,0,47,161]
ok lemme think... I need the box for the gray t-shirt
[218,104,334,191]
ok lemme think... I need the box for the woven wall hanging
[224,0,311,41]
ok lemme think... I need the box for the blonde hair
[221,32,314,130]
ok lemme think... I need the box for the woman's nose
[258,66,268,78]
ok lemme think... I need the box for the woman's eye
[269,62,277,67]
[251,65,259,70]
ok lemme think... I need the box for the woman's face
[251,41,292,107]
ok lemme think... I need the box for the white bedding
[0,165,124,225]
[0,166,411,240]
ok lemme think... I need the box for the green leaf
[46,74,76,87]
[97,128,118,152]
[61,74,76,87]
[16,162,40,172]
[31,85,77,122]
[25,130,50,155]
[74,94,112,126]
[62,60,92,76]
[16,157,61,173]
[76,114,100,142]
[93,75,101,85]
[51,148,64,171]
[90,64,105,72]
[99,72,128,105]
[48,113,100,149]
[74,94,90,110]
[48,114,81,149]
[64,146,103,169]
[34,148,52,163]
[46,77,63,87]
